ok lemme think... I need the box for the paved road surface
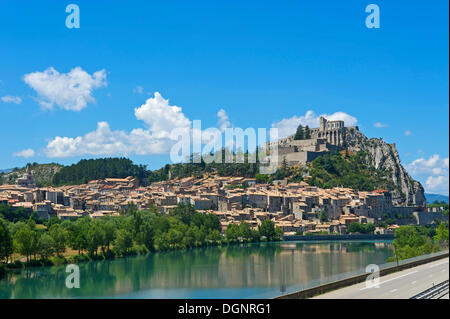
[313,258,449,299]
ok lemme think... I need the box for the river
[0,240,393,299]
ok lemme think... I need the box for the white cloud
[44,121,173,157]
[217,108,231,131]
[1,95,22,104]
[407,154,446,175]
[44,92,195,158]
[134,92,191,139]
[133,86,144,94]
[23,67,107,111]
[404,130,412,136]
[407,154,449,195]
[271,110,357,138]
[13,148,35,158]
[373,122,388,128]
[426,176,449,194]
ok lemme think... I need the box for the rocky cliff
[344,128,425,206]
[0,163,62,187]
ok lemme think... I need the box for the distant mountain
[425,193,449,204]
[0,168,13,174]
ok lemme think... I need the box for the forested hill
[0,158,151,187]
[52,158,149,186]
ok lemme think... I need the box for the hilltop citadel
[270,116,359,166]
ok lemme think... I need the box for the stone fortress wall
[271,116,359,167]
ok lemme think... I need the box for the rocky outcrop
[344,128,425,206]
[0,163,62,187]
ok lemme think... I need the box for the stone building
[15,164,36,188]
[270,116,359,167]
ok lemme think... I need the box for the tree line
[294,124,311,140]
[0,204,282,269]
[388,223,449,261]
[52,158,150,186]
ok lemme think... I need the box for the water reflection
[0,240,393,299]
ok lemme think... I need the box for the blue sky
[0,0,448,194]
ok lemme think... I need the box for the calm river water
[0,240,393,299]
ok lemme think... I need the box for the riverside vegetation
[0,203,282,276]
[388,223,449,261]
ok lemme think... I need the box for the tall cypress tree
[294,124,304,140]
[304,125,311,139]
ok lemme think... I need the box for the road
[313,258,449,299]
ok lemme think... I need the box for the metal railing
[410,280,449,299]
[275,250,449,299]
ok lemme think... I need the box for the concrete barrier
[275,251,449,299]
[283,234,394,241]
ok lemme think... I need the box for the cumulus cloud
[217,108,231,131]
[425,176,449,193]
[23,67,107,111]
[271,110,357,138]
[13,148,35,158]
[373,122,388,128]
[407,154,448,175]
[44,121,172,157]
[44,92,196,158]
[1,95,22,104]
[134,92,191,139]
[407,154,449,195]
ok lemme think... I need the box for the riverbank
[283,233,394,241]
[0,240,395,298]
[2,234,395,274]
[1,238,280,273]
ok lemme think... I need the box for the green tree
[206,229,222,243]
[258,220,277,240]
[347,222,361,233]
[114,228,133,255]
[434,223,449,248]
[0,218,13,263]
[49,224,67,256]
[304,125,311,139]
[238,222,252,241]
[13,224,38,262]
[38,233,55,260]
[167,228,184,248]
[99,218,117,252]
[85,221,102,257]
[391,225,441,260]
[66,218,88,254]
[225,224,240,242]
[320,211,328,223]
[294,124,304,140]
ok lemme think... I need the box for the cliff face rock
[344,128,425,206]
[0,163,62,187]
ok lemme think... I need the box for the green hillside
[0,163,62,187]
[52,158,150,186]
[307,151,397,192]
